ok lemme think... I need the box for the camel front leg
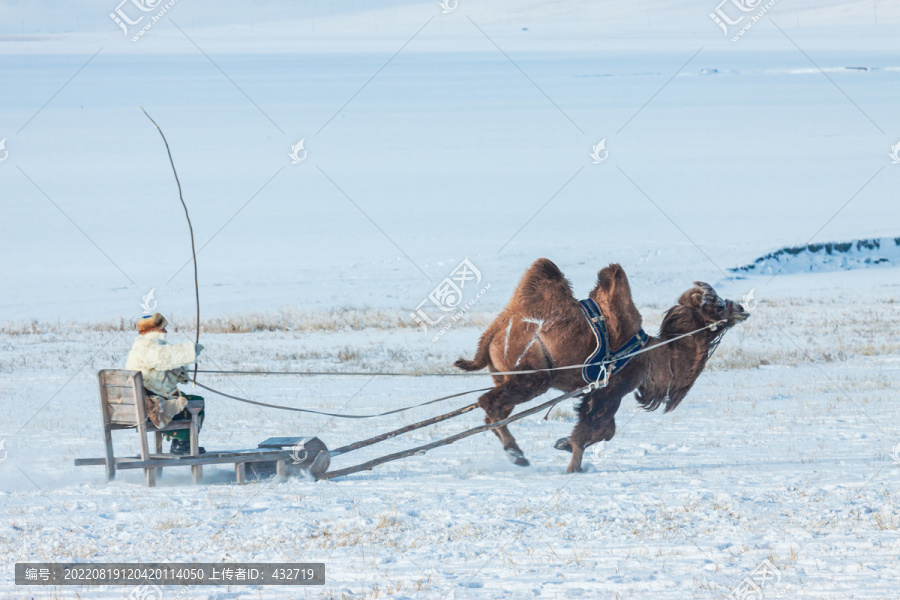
[566,420,591,473]
[566,418,618,473]
[565,393,623,473]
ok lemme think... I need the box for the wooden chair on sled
[98,369,204,487]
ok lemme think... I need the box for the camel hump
[592,263,642,345]
[516,258,574,299]
[596,263,627,293]
[530,258,566,282]
[594,263,633,302]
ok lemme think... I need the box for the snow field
[1,295,898,598]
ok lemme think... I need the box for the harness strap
[578,298,648,387]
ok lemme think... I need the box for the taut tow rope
[194,320,727,380]
[192,320,726,419]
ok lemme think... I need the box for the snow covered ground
[1,291,899,599]
[2,0,899,598]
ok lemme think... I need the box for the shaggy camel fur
[455,259,749,472]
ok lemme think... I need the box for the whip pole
[141,107,200,385]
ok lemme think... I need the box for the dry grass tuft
[1,307,499,336]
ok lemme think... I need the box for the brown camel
[454,259,749,472]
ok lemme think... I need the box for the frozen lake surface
[1,47,898,321]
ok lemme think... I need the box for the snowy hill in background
[731,237,900,275]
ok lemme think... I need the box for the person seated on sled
[126,312,206,455]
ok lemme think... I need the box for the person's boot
[170,439,205,455]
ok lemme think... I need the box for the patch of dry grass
[705,299,900,370]
[3,298,897,377]
[0,307,499,336]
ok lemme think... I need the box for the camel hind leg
[488,403,526,465]
[477,374,549,467]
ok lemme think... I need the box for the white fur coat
[125,331,201,426]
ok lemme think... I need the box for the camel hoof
[505,448,530,467]
[553,438,572,453]
[566,464,584,474]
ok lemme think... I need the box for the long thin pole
[140,107,200,384]
[330,403,479,457]
[320,387,586,480]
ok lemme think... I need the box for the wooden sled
[74,370,329,486]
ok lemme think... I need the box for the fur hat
[137,313,168,335]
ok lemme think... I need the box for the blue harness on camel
[578,298,649,388]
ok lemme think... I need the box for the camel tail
[454,357,485,371]
[454,324,497,372]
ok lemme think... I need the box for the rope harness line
[188,319,729,478]
[194,320,727,382]
[193,382,491,419]
[193,320,725,416]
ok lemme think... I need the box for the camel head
[634,282,749,416]
[677,282,750,329]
